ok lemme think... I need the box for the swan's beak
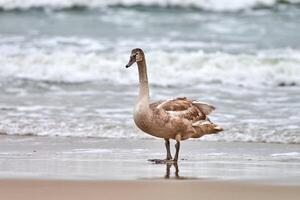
[125,55,136,68]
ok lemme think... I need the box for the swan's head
[125,48,144,68]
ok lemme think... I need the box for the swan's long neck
[137,59,149,104]
[134,58,151,132]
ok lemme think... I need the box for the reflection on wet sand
[147,159,201,180]
[165,163,179,179]
[164,163,199,180]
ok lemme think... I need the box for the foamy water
[1,39,299,87]
[0,1,299,144]
[0,0,300,11]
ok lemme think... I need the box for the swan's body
[126,48,223,162]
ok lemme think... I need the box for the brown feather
[150,97,208,122]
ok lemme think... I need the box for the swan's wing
[150,97,212,121]
[150,98,222,136]
[156,98,190,110]
[192,101,215,115]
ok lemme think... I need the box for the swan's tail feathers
[192,120,223,138]
[213,125,223,133]
[192,101,215,115]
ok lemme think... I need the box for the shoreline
[0,179,299,200]
[0,135,299,184]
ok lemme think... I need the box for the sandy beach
[0,179,299,200]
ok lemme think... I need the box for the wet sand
[0,135,299,199]
[0,135,299,183]
[0,179,299,200]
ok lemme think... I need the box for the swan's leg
[164,163,172,179]
[174,162,179,178]
[147,139,173,164]
[174,141,180,162]
[165,138,172,160]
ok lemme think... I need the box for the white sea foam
[201,130,300,144]
[0,106,299,144]
[0,118,144,138]
[0,0,299,11]
[0,40,299,87]
[271,152,300,157]
[1,122,299,144]
[0,104,299,144]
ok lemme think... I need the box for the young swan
[126,48,223,163]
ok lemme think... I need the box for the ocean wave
[0,0,299,12]
[1,121,299,144]
[201,129,300,144]
[0,118,143,138]
[0,40,299,87]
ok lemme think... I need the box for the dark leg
[165,138,172,160]
[147,139,172,164]
[164,163,172,179]
[174,162,179,178]
[174,141,180,162]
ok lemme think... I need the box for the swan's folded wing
[150,97,207,121]
[192,101,215,115]
[156,97,190,111]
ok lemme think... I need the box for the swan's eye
[131,53,137,59]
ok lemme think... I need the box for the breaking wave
[0,119,299,144]
[0,0,300,12]
[0,38,299,88]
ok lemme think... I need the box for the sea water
[0,0,300,145]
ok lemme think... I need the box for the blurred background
[0,0,299,143]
